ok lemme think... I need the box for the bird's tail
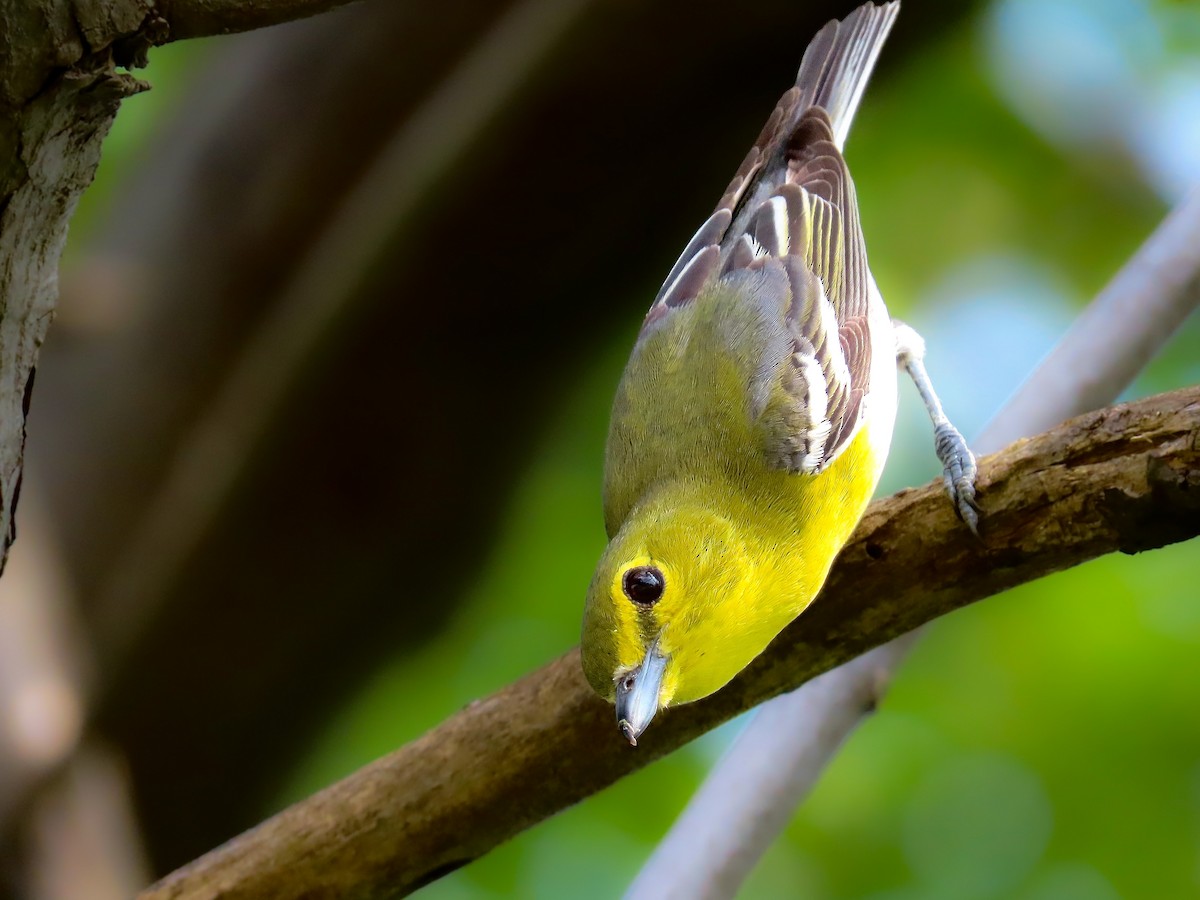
[709,2,898,253]
[793,1,899,150]
[649,3,899,316]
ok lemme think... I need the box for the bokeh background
[1,0,1198,897]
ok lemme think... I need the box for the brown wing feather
[712,106,872,472]
[635,3,896,471]
[786,108,874,436]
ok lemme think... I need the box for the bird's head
[581,504,778,744]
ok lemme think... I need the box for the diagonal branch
[141,384,1200,900]
[626,187,1200,899]
[160,1,364,42]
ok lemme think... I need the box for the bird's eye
[623,565,665,606]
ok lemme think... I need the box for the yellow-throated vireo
[580,1,978,744]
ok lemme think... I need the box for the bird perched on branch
[580,1,978,745]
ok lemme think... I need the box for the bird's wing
[637,3,895,474]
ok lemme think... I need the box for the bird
[579,1,979,745]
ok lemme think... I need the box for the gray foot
[934,421,979,535]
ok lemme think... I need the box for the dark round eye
[623,565,665,606]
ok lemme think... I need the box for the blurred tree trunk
[8,0,984,876]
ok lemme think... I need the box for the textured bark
[0,59,144,575]
[142,385,1200,900]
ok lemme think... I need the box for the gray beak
[614,643,668,746]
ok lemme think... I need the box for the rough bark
[0,37,141,576]
[0,120,124,557]
[141,385,1200,900]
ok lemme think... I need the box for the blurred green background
[42,0,1200,897]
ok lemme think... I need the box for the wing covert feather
[631,3,895,475]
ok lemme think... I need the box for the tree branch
[141,385,1200,900]
[628,187,1200,898]
[160,0,364,43]
[0,65,144,575]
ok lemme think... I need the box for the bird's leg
[892,320,980,534]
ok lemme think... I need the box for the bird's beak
[615,643,668,746]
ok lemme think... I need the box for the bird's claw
[934,421,979,536]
